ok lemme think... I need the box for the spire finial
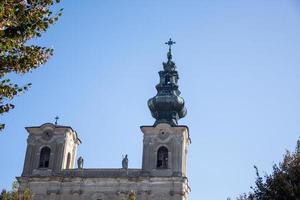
[165,38,176,61]
[54,116,59,125]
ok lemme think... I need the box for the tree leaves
[0,0,62,131]
[0,181,32,200]
[127,191,137,200]
[235,139,300,200]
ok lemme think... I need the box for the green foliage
[0,0,62,131]
[0,182,32,200]
[234,139,300,200]
[127,191,136,200]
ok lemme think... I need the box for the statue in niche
[77,156,84,169]
[122,154,128,169]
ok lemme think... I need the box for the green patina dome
[148,39,187,126]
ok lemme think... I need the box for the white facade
[18,123,191,200]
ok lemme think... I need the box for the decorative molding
[46,189,60,195]
[27,136,37,145]
[70,189,83,195]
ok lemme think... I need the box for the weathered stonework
[18,123,191,200]
[141,123,190,177]
[21,123,80,177]
[18,170,189,200]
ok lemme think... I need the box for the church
[17,39,191,200]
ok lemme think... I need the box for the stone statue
[77,156,84,169]
[122,154,128,169]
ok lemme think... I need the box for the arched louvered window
[157,146,168,169]
[39,147,51,168]
[66,153,71,169]
[165,75,171,85]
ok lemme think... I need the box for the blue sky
[1,0,300,199]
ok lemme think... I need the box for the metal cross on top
[165,38,176,52]
[55,116,59,125]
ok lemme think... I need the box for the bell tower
[142,39,191,178]
[17,40,190,200]
[21,123,81,176]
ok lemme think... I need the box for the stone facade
[18,40,191,200]
[141,124,190,177]
[18,171,189,200]
[17,123,190,200]
[21,123,80,177]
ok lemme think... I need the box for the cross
[55,116,59,125]
[165,38,176,52]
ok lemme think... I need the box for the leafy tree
[233,138,300,200]
[0,0,62,131]
[0,182,32,200]
[127,191,136,200]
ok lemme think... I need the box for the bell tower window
[165,75,171,85]
[39,147,51,168]
[157,146,168,169]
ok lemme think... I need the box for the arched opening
[165,75,171,85]
[157,146,168,169]
[66,153,71,169]
[39,147,51,168]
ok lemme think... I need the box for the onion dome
[148,38,187,126]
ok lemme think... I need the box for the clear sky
[1,0,300,199]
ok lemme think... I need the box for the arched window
[66,153,71,169]
[157,146,168,169]
[165,75,171,85]
[39,147,51,168]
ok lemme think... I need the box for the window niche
[156,146,168,169]
[39,146,51,168]
[165,75,171,85]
